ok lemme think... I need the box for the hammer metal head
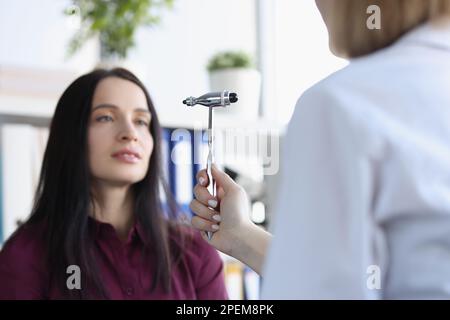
[183,91,238,107]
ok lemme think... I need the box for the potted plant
[64,0,174,66]
[207,51,261,120]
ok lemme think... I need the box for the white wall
[0,0,257,127]
[273,0,348,125]
[0,0,98,73]
[129,0,257,127]
[0,0,345,127]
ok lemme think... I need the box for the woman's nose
[118,122,138,142]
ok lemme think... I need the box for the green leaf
[207,51,254,72]
[65,0,174,59]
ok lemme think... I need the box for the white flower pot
[209,68,261,120]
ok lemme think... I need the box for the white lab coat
[262,21,450,299]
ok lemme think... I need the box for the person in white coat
[189,0,450,299]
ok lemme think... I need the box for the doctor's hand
[190,165,253,257]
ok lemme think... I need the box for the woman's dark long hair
[25,68,184,298]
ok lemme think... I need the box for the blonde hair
[327,0,450,58]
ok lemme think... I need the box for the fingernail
[212,214,221,222]
[211,224,219,230]
[199,177,205,186]
[208,199,217,208]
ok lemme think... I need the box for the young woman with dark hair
[0,68,227,300]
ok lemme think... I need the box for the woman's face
[88,76,153,187]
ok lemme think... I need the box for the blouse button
[125,287,134,296]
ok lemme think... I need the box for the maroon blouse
[0,218,228,300]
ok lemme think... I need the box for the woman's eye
[96,115,113,122]
[136,119,149,126]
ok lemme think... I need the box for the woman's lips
[112,153,140,164]
[111,147,142,164]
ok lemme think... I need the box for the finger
[196,169,209,187]
[193,183,218,208]
[199,230,211,242]
[216,186,225,202]
[191,215,220,233]
[189,199,221,222]
[211,165,237,192]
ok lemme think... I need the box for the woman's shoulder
[0,221,49,299]
[0,221,47,264]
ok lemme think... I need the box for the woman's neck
[90,182,135,241]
